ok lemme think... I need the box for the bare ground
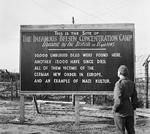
[0,99,150,134]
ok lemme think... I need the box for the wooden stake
[91,95,94,105]
[72,94,75,106]
[10,79,13,101]
[145,62,149,108]
[75,95,80,126]
[72,17,75,24]
[20,94,25,123]
[33,95,41,114]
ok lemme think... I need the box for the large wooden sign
[20,24,135,94]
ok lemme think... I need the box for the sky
[0,0,150,72]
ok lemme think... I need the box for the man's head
[118,65,129,77]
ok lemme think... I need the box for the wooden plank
[33,95,41,114]
[19,95,25,123]
[19,91,113,95]
[136,108,150,117]
[136,112,150,117]
[75,95,80,126]
[21,24,134,31]
[36,100,86,105]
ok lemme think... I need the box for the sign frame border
[20,23,135,95]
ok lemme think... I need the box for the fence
[136,54,150,108]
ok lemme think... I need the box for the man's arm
[113,81,123,112]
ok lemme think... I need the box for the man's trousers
[114,115,135,134]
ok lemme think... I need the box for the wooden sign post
[20,94,25,123]
[75,95,80,126]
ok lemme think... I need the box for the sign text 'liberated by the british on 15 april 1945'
[21,25,134,93]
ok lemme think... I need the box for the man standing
[112,65,138,134]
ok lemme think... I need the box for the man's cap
[118,65,129,76]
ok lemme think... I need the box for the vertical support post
[72,94,75,106]
[15,82,18,98]
[91,95,94,105]
[33,95,41,114]
[72,18,75,107]
[145,61,149,108]
[72,17,75,24]
[75,95,80,126]
[71,17,79,126]
[20,94,25,123]
[10,79,13,101]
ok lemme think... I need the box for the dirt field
[0,99,150,134]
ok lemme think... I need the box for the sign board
[20,24,135,94]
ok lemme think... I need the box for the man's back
[113,77,138,117]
